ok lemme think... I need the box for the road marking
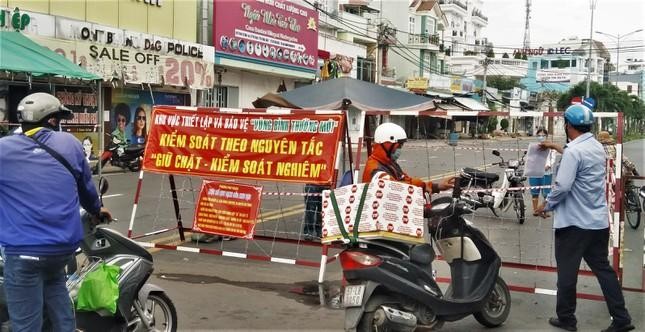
[102,194,123,199]
[259,203,304,219]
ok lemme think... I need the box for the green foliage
[513,52,523,59]
[486,76,520,91]
[500,118,509,130]
[557,81,645,134]
[486,117,498,133]
[486,49,495,58]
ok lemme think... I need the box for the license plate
[343,285,365,307]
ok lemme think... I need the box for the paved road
[95,137,644,331]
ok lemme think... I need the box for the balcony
[471,9,488,26]
[408,33,441,50]
[439,0,467,14]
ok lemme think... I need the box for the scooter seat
[462,168,499,182]
[410,244,435,266]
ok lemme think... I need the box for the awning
[253,77,436,113]
[0,31,100,80]
[453,97,489,111]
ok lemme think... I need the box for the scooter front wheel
[128,292,177,332]
[473,277,511,328]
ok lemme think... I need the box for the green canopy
[0,31,100,80]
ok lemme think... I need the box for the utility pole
[482,58,489,105]
[585,0,598,98]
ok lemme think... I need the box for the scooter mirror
[492,150,501,157]
[98,177,109,195]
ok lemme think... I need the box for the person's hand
[92,207,113,225]
[534,202,549,218]
[438,176,456,191]
[539,141,560,151]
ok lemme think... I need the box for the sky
[482,0,645,63]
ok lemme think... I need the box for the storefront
[0,4,214,148]
[210,0,319,107]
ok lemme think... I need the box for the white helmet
[17,93,72,124]
[374,123,407,144]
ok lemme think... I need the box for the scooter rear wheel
[473,277,511,327]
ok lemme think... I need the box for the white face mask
[391,149,402,161]
[537,135,546,142]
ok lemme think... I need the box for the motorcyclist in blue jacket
[0,92,111,331]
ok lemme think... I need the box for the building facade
[1,1,213,151]
[520,37,609,93]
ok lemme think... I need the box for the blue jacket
[0,128,101,256]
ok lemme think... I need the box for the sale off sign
[193,180,262,239]
[142,107,344,185]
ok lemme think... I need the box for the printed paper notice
[524,143,549,177]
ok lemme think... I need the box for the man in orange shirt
[362,123,454,194]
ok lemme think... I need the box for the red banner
[193,180,262,239]
[142,106,344,184]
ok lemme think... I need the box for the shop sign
[55,17,213,60]
[406,77,429,92]
[214,0,318,71]
[450,77,474,93]
[536,70,570,83]
[0,7,30,31]
[193,180,262,239]
[513,47,572,57]
[143,107,344,185]
[137,0,163,7]
[32,36,215,89]
[56,87,98,129]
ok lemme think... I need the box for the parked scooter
[92,134,144,174]
[341,181,511,331]
[0,178,177,332]
[459,149,527,224]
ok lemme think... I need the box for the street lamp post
[595,28,644,86]
[585,0,598,99]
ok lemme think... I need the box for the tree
[486,49,495,58]
[486,76,520,91]
[513,52,523,59]
[500,118,510,131]
[557,81,645,134]
[502,52,509,58]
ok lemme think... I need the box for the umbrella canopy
[0,31,100,80]
[253,77,435,112]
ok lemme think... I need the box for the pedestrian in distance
[535,104,634,332]
[529,127,558,217]
[0,92,112,331]
[362,122,454,194]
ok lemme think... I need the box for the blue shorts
[528,174,552,198]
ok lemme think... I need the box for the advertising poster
[214,0,319,72]
[143,106,344,185]
[55,87,100,161]
[193,180,263,239]
[109,89,188,149]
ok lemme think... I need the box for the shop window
[540,59,549,69]
[203,86,238,107]
[357,57,375,83]
[550,59,570,68]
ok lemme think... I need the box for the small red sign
[193,180,263,239]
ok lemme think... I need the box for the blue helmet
[564,104,594,126]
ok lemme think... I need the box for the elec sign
[137,0,163,7]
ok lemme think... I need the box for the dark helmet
[17,93,73,123]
